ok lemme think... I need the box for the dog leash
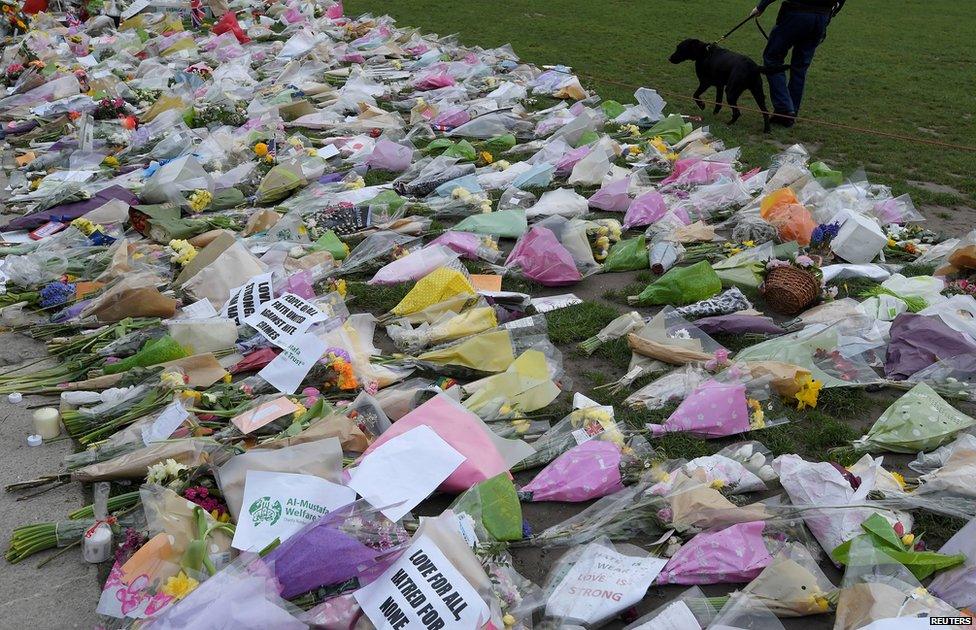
[712,15,769,47]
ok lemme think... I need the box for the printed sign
[231,470,355,551]
[355,534,489,630]
[244,293,327,348]
[258,332,327,394]
[222,273,273,325]
[545,543,666,625]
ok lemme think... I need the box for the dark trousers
[762,9,830,115]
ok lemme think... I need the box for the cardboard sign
[222,272,274,325]
[354,534,489,630]
[231,397,300,434]
[545,543,666,625]
[141,399,190,445]
[468,274,502,292]
[231,470,355,551]
[258,332,327,394]
[244,293,327,348]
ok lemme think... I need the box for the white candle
[32,407,62,440]
[82,524,113,563]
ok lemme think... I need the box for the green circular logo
[248,496,282,526]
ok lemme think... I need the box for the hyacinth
[39,281,76,308]
[810,221,841,246]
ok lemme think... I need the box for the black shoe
[770,112,796,128]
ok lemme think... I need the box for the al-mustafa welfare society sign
[356,534,489,630]
[231,470,355,551]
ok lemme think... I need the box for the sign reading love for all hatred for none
[231,470,356,551]
[244,292,328,348]
[222,272,274,325]
[354,534,489,630]
[545,543,667,625]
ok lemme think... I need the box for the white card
[257,332,327,394]
[546,543,666,625]
[231,470,355,552]
[530,293,582,313]
[180,298,219,319]
[141,399,190,445]
[348,426,465,522]
[354,534,489,630]
[631,600,702,630]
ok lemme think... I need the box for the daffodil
[794,375,823,410]
[160,571,199,600]
[890,471,906,489]
[71,217,97,236]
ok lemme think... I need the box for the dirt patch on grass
[920,204,976,235]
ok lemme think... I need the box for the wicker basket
[762,265,820,315]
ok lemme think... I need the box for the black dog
[669,38,785,132]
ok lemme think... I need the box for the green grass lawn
[345,0,976,208]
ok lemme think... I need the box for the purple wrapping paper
[693,314,786,336]
[884,313,976,381]
[265,505,398,599]
[365,139,413,172]
[623,190,667,228]
[656,521,773,585]
[504,225,582,286]
[555,145,592,174]
[587,178,631,212]
[648,379,750,438]
[521,440,624,502]
[659,158,734,187]
[428,231,482,259]
[5,185,139,230]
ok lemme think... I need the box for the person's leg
[762,13,800,115]
[788,14,830,114]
